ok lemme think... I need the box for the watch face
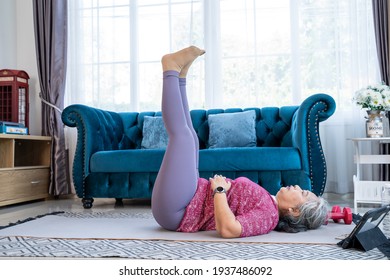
[217,186,224,192]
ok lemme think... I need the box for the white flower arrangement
[353,84,390,111]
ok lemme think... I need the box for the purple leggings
[151,70,200,231]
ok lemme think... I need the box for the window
[67,0,204,111]
[66,0,379,111]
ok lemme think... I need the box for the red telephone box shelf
[0,69,30,130]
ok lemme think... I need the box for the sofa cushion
[90,147,301,173]
[199,147,301,171]
[208,110,256,148]
[90,149,165,173]
[141,116,168,149]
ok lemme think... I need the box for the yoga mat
[0,210,355,244]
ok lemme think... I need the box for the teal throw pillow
[208,110,257,148]
[141,116,169,149]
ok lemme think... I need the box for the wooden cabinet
[0,134,51,206]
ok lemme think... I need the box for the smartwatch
[213,186,226,197]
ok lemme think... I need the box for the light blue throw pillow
[208,110,257,148]
[141,116,169,149]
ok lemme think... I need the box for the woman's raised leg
[178,49,201,168]
[179,77,199,170]
[151,46,205,231]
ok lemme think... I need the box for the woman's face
[275,185,318,216]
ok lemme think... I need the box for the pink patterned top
[177,177,279,237]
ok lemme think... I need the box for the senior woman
[151,46,329,238]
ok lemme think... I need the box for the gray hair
[295,196,329,229]
[275,197,329,233]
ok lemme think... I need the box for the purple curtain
[32,0,71,195]
[372,0,390,181]
[372,0,389,85]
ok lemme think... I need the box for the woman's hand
[209,174,231,192]
[209,175,241,238]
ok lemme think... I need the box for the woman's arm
[210,176,242,238]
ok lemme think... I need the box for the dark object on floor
[377,239,390,259]
[338,206,390,253]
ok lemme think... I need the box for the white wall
[0,0,41,135]
[0,0,17,67]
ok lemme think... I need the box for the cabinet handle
[30,181,41,185]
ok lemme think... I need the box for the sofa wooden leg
[115,198,124,207]
[82,198,94,209]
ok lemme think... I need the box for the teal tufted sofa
[62,93,336,208]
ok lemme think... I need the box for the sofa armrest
[62,104,126,195]
[291,93,336,196]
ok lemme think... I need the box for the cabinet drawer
[0,168,49,204]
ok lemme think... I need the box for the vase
[366,110,384,138]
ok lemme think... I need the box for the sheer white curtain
[66,0,380,194]
[66,0,205,112]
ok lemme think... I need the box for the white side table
[350,137,390,211]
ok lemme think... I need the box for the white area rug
[0,210,355,244]
[0,210,388,259]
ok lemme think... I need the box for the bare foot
[161,46,205,75]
